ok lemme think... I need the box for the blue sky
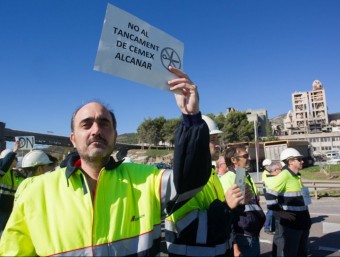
[1,0,340,138]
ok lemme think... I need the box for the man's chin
[91,149,111,157]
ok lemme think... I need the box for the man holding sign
[219,144,265,257]
[0,66,212,256]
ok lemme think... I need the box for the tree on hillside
[214,112,226,130]
[162,117,181,147]
[137,117,166,147]
[222,111,254,143]
[264,120,277,141]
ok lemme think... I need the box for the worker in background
[0,66,212,256]
[46,153,59,172]
[261,158,272,186]
[216,155,228,177]
[0,141,24,236]
[220,144,265,257]
[21,150,54,177]
[261,158,275,234]
[165,115,244,257]
[265,148,311,257]
[264,161,282,256]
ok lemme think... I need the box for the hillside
[117,133,138,144]
[269,113,286,129]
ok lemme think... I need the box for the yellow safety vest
[261,170,270,183]
[0,170,24,212]
[264,168,311,229]
[165,169,230,256]
[0,163,173,256]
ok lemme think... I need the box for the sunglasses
[291,158,303,162]
[235,153,249,159]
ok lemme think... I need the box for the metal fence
[255,180,340,199]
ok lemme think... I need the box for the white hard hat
[0,149,13,159]
[22,150,52,168]
[202,115,223,135]
[262,159,272,166]
[280,148,303,161]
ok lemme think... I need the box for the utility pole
[254,119,260,181]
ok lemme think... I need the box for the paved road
[259,197,340,256]
[160,196,340,257]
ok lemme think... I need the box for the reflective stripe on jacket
[0,170,24,212]
[264,168,311,229]
[0,152,23,212]
[165,170,231,257]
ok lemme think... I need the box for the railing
[255,180,340,199]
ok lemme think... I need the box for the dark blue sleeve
[172,112,211,197]
[0,152,17,175]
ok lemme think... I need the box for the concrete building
[226,107,269,138]
[283,80,329,135]
[246,109,268,138]
[274,80,340,155]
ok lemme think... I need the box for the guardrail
[255,180,340,199]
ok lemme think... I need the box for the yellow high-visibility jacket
[0,152,23,213]
[0,113,211,256]
[165,169,231,257]
[2,163,168,256]
[261,169,270,194]
[264,168,311,230]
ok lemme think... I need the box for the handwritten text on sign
[94,4,184,91]
[15,136,35,150]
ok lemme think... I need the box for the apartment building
[276,80,340,154]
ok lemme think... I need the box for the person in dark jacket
[0,141,23,236]
[220,144,265,257]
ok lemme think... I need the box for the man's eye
[81,122,92,129]
[99,121,111,128]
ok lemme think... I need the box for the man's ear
[231,156,237,165]
[113,130,118,145]
[70,133,76,148]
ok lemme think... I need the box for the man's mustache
[87,136,107,146]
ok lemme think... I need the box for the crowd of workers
[0,66,311,256]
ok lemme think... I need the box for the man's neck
[289,166,300,174]
[80,162,103,194]
[81,161,103,180]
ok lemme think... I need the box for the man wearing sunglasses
[219,144,265,257]
[265,148,311,257]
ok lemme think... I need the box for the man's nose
[91,123,101,135]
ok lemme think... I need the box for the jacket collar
[65,155,123,179]
[285,166,301,177]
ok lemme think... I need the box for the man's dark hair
[224,144,247,166]
[70,101,117,132]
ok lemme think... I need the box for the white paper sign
[15,136,35,150]
[94,4,184,91]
